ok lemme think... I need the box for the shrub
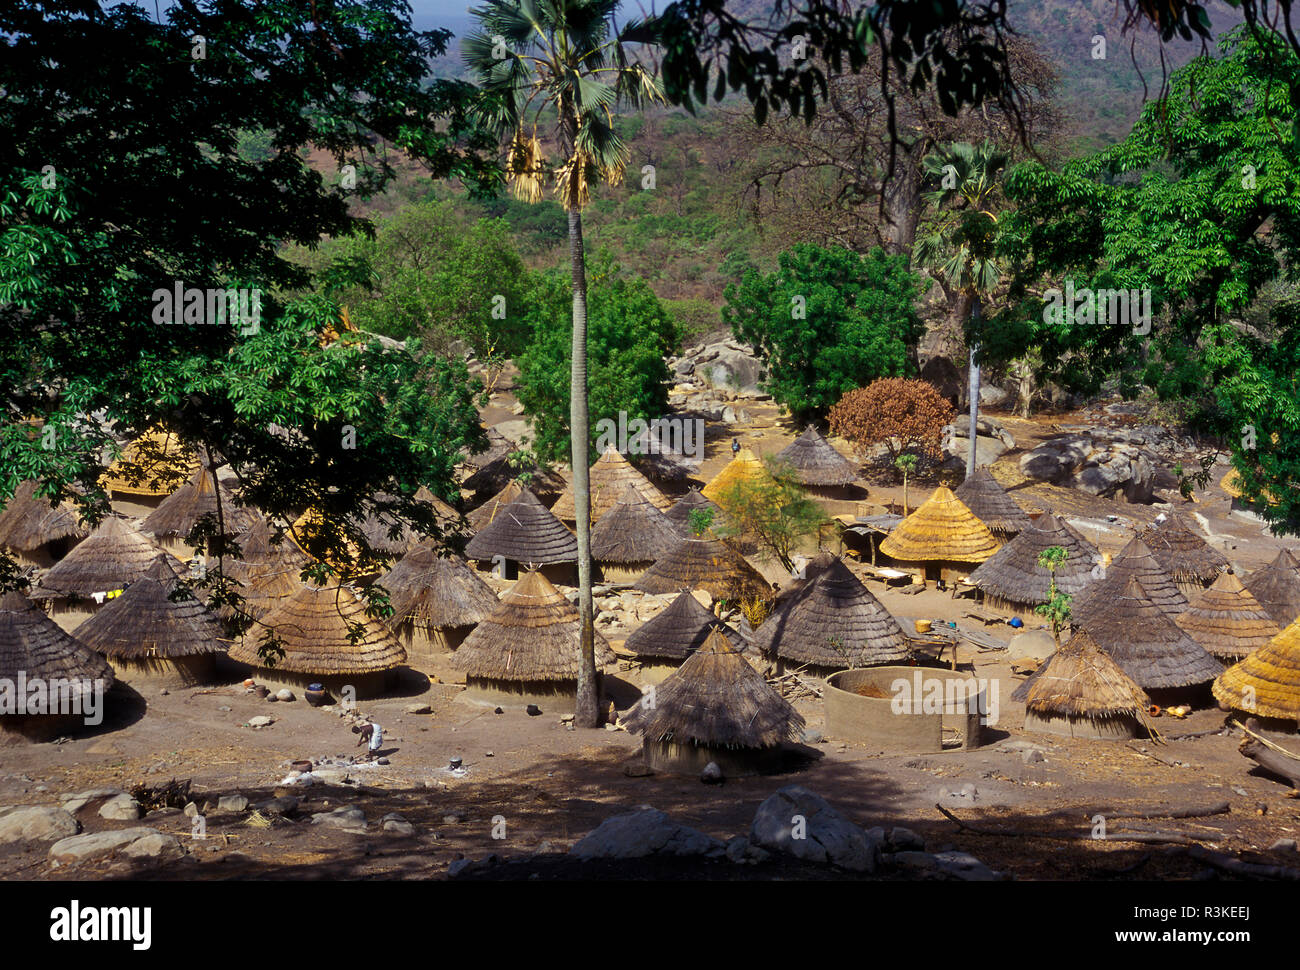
[828,378,955,463]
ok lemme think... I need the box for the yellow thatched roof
[879,486,1000,563]
[1213,616,1300,720]
[551,447,671,523]
[1221,467,1281,506]
[702,447,775,503]
[102,426,200,497]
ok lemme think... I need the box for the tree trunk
[568,207,599,728]
[967,295,981,478]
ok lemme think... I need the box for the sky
[409,0,478,32]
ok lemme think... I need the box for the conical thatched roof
[879,486,1000,563]
[954,468,1033,538]
[228,584,406,674]
[141,466,258,540]
[551,447,671,522]
[103,426,200,497]
[1213,616,1300,720]
[451,570,613,681]
[665,489,724,537]
[591,485,681,564]
[752,558,909,668]
[1175,570,1281,661]
[1083,575,1222,689]
[73,555,227,659]
[1024,628,1151,721]
[464,489,577,565]
[462,451,567,502]
[774,426,858,487]
[701,447,774,503]
[624,591,742,661]
[1071,536,1189,626]
[1245,550,1300,628]
[0,591,114,697]
[633,535,770,602]
[969,513,1100,606]
[224,515,311,620]
[466,480,527,533]
[0,481,88,551]
[622,628,804,749]
[30,517,180,599]
[378,541,499,629]
[1141,513,1228,584]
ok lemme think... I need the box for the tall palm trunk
[568,206,598,727]
[967,295,981,477]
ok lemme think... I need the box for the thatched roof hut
[622,628,805,776]
[879,486,1000,576]
[1175,570,1281,661]
[969,513,1101,613]
[73,555,226,687]
[633,535,770,602]
[466,481,526,533]
[0,591,115,740]
[664,488,723,537]
[464,489,577,574]
[624,591,742,662]
[462,450,567,505]
[1081,575,1222,691]
[0,481,88,565]
[1245,549,1300,629]
[228,584,406,698]
[774,426,858,488]
[378,541,499,660]
[221,514,311,620]
[103,426,200,516]
[1071,536,1189,627]
[141,466,259,557]
[551,447,671,523]
[591,485,681,582]
[1213,616,1300,722]
[701,447,774,503]
[954,468,1033,539]
[1023,628,1152,740]
[1141,512,1229,594]
[451,570,613,711]
[751,557,909,674]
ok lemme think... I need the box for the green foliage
[1033,545,1072,647]
[514,264,677,464]
[687,507,716,537]
[662,297,720,350]
[722,243,924,419]
[712,458,830,572]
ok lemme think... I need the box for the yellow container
[914,619,932,634]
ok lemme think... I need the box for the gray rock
[1021,748,1047,765]
[1268,839,1298,853]
[60,787,124,815]
[0,806,80,844]
[312,768,351,785]
[447,858,473,878]
[49,827,177,866]
[275,689,294,702]
[121,831,185,862]
[887,826,926,852]
[98,793,142,821]
[749,786,881,872]
[183,802,199,818]
[311,805,367,833]
[382,813,415,836]
[725,835,750,863]
[254,796,300,816]
[570,808,726,860]
[800,728,823,744]
[700,761,724,784]
[247,715,274,728]
[892,849,1005,881]
[216,795,249,813]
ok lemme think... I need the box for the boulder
[1019,432,1158,503]
[749,786,881,872]
[890,849,1005,881]
[311,805,368,834]
[98,794,142,821]
[49,827,181,867]
[216,795,249,814]
[569,808,726,860]
[382,813,415,837]
[0,806,80,844]
[693,342,765,393]
[247,715,274,729]
[60,788,124,815]
[942,419,1015,468]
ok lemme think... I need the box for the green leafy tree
[713,458,830,573]
[722,243,924,419]
[464,0,663,726]
[1033,545,1071,649]
[515,266,675,465]
[894,453,918,515]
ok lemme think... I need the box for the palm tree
[913,141,1008,478]
[464,0,661,727]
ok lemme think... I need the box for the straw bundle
[879,486,1000,563]
[1083,575,1222,689]
[633,535,770,602]
[1025,628,1151,721]
[551,447,671,523]
[0,591,114,691]
[1071,536,1189,626]
[1140,513,1228,585]
[228,584,405,674]
[0,481,88,551]
[141,466,258,540]
[665,489,724,537]
[31,517,180,598]
[464,489,577,565]
[103,426,200,497]
[1175,570,1281,660]
[954,467,1033,538]
[1244,549,1300,628]
[701,447,775,503]
[775,426,858,487]
[622,628,804,749]
[591,485,681,565]
[1213,616,1300,720]
[752,557,909,669]
[73,555,226,659]
[379,541,499,629]
[969,513,1100,609]
[451,570,613,681]
[624,591,741,661]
